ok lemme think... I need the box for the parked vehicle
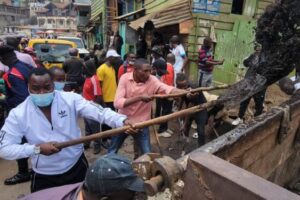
[57,36,89,58]
[28,39,77,69]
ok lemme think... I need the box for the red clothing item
[118,63,134,80]
[83,75,102,101]
[161,63,175,86]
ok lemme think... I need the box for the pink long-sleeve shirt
[114,72,174,123]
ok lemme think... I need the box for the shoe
[192,133,198,139]
[159,131,172,138]
[166,129,174,135]
[93,145,101,154]
[4,172,31,185]
[232,118,243,126]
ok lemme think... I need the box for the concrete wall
[193,96,300,188]
[175,95,300,200]
[183,152,300,200]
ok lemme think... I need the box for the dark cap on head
[0,38,15,55]
[0,39,17,66]
[6,37,20,50]
[69,48,78,56]
[153,59,167,75]
[151,46,163,57]
[85,153,144,196]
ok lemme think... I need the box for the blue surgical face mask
[54,81,65,91]
[30,92,54,107]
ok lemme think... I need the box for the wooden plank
[189,27,210,37]
[243,0,257,17]
[198,19,234,31]
[220,0,233,4]
[145,0,172,14]
[180,20,194,34]
[259,0,275,3]
[219,3,232,14]
[258,1,272,10]
[192,13,235,23]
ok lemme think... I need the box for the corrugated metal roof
[130,0,192,30]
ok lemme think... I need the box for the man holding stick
[0,68,134,192]
[110,58,187,155]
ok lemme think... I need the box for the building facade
[35,1,77,34]
[87,0,275,84]
[0,3,30,33]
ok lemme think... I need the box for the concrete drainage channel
[136,96,300,200]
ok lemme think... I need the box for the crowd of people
[1,33,297,199]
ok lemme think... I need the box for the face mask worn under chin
[30,92,54,107]
[54,81,65,91]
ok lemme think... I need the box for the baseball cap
[106,49,120,58]
[85,153,144,196]
[153,59,167,75]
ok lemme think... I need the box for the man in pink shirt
[109,58,186,154]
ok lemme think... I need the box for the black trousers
[185,110,208,146]
[155,99,173,133]
[102,102,115,132]
[84,118,101,146]
[17,137,29,174]
[238,89,266,118]
[31,153,88,192]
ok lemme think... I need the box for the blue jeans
[108,127,151,154]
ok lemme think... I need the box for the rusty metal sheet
[183,152,300,200]
[129,0,192,30]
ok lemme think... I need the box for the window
[33,43,73,63]
[231,0,245,15]
[79,11,88,17]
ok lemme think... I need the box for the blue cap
[85,153,144,196]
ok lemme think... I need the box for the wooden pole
[54,101,219,149]
[152,85,229,99]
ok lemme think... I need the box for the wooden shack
[90,0,275,84]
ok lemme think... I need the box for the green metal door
[213,20,257,84]
[119,21,127,58]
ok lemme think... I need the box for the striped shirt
[198,47,213,72]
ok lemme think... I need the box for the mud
[219,0,300,107]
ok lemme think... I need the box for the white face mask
[128,61,135,65]
[30,91,55,107]
[54,81,65,91]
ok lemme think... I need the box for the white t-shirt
[0,91,126,175]
[171,44,186,73]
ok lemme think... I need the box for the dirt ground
[0,84,290,199]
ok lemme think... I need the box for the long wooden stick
[54,100,219,149]
[152,85,229,99]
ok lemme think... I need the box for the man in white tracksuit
[0,67,130,193]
